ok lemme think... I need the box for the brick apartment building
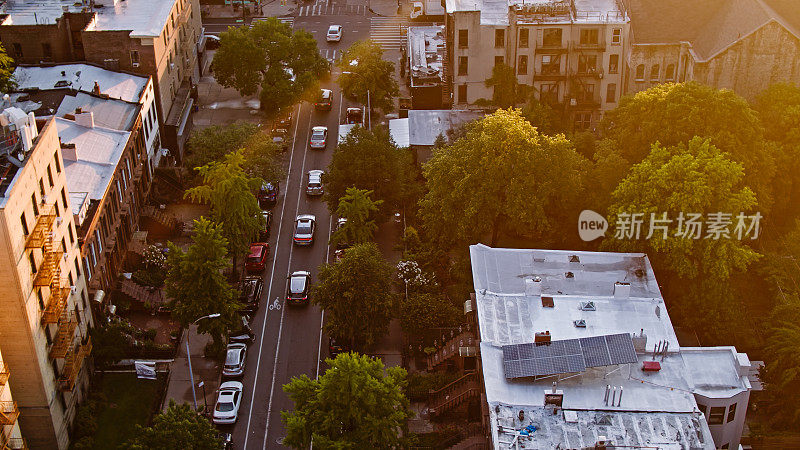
[0,0,204,162]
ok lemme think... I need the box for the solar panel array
[502,333,638,379]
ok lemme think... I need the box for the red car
[245,243,270,273]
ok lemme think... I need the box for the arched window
[635,64,645,81]
[650,64,660,81]
[665,64,676,80]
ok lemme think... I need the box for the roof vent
[534,331,551,343]
[565,271,574,279]
[573,319,586,328]
[580,301,595,311]
[642,361,661,371]
[542,296,554,307]
[569,255,580,263]
[634,268,645,277]
[613,282,630,298]
[525,276,542,296]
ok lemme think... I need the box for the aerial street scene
[0,0,798,448]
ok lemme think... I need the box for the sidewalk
[369,219,405,369]
[162,325,220,413]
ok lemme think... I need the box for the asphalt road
[219,12,372,450]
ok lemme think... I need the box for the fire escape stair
[49,311,77,359]
[41,280,70,325]
[58,338,92,392]
[427,330,476,371]
[428,371,480,417]
[0,402,19,426]
[119,278,167,307]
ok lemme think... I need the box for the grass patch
[90,373,166,449]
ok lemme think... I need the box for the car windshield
[297,221,312,234]
[290,276,306,293]
[312,131,325,139]
[225,350,242,365]
[216,399,234,412]
[309,182,321,188]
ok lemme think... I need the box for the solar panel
[502,333,638,379]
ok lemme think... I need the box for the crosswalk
[297,3,367,16]
[320,48,341,63]
[250,17,294,29]
[369,17,410,51]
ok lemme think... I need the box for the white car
[309,126,328,149]
[293,214,317,245]
[327,25,343,42]
[213,381,243,424]
[306,170,324,196]
[222,343,247,378]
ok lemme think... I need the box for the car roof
[248,243,267,257]
[328,25,341,31]
[297,214,316,221]
[308,170,324,179]
[321,88,332,95]
[311,126,327,132]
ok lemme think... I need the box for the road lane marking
[314,215,333,379]
[262,105,315,450]
[242,103,303,450]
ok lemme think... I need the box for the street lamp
[187,313,221,411]
[341,70,371,130]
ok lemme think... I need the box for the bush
[405,372,459,401]
[131,269,166,288]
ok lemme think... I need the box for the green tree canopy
[211,18,328,113]
[522,93,562,135]
[0,44,16,93]
[399,292,460,337]
[121,401,221,450]
[605,137,760,281]
[331,187,383,246]
[323,126,404,217]
[483,63,528,109]
[420,108,587,248]
[282,353,412,449]
[311,243,394,350]
[185,150,264,266]
[165,217,240,347]
[600,82,775,212]
[337,40,399,112]
[186,122,283,183]
[89,320,130,371]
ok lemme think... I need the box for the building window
[458,29,468,48]
[611,28,621,45]
[37,289,45,310]
[606,83,616,103]
[90,242,97,267]
[12,43,22,58]
[709,406,725,425]
[574,112,592,130]
[116,179,123,202]
[68,271,73,286]
[21,213,29,235]
[519,29,529,48]
[577,55,597,74]
[45,327,53,346]
[494,55,504,67]
[540,83,558,104]
[650,64,660,81]
[608,54,619,74]
[495,29,505,48]
[32,194,39,216]
[42,43,52,58]
[29,253,37,275]
[39,179,45,198]
[727,403,736,423]
[457,84,467,104]
[75,258,81,277]
[55,200,60,217]
[61,188,67,210]
[458,56,468,76]
[578,84,595,103]
[541,55,560,75]
[130,50,140,65]
[68,223,74,245]
[96,229,103,254]
[122,169,128,190]
[84,256,92,281]
[61,238,67,253]
[542,28,562,47]
[666,63,676,81]
[579,29,599,46]
[518,55,528,75]
[126,158,132,181]
[635,64,645,81]
[54,153,61,173]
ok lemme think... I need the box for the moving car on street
[309,126,328,149]
[286,270,311,306]
[293,214,316,245]
[222,343,247,378]
[326,25,343,42]
[306,170,324,196]
[315,89,333,110]
[213,381,243,424]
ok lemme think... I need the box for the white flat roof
[2,0,177,37]
[682,347,751,398]
[56,117,130,203]
[408,110,484,146]
[445,0,626,25]
[14,64,148,103]
[389,118,409,148]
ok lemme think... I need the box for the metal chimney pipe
[617,387,623,406]
[552,381,557,393]
[604,384,610,404]
[661,341,669,361]
[611,387,617,406]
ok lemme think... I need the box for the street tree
[185,122,283,183]
[605,137,760,281]
[185,150,264,271]
[164,217,240,349]
[483,63,528,108]
[121,401,221,450]
[0,44,15,93]
[312,243,394,350]
[211,18,328,113]
[600,82,775,212]
[420,108,587,248]
[399,292,460,337]
[337,40,399,112]
[522,94,562,135]
[331,187,383,246]
[323,126,403,217]
[282,353,413,449]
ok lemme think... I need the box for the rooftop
[1,0,178,37]
[405,110,484,147]
[14,64,148,103]
[682,347,752,399]
[7,90,140,132]
[408,25,445,86]
[445,0,627,26]
[56,117,130,206]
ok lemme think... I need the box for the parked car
[286,270,311,306]
[260,210,272,240]
[315,88,333,110]
[213,381,243,424]
[222,343,247,378]
[293,214,316,245]
[306,170,324,196]
[229,315,255,344]
[309,126,328,149]
[206,35,221,50]
[217,433,233,450]
[345,107,363,125]
[275,110,293,129]
[329,336,350,357]
[245,242,270,273]
[258,181,280,208]
[326,25,343,42]
[238,276,263,315]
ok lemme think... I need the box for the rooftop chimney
[93,81,101,95]
[534,331,551,343]
[632,329,647,353]
[61,142,77,161]
[614,282,631,299]
[75,111,94,128]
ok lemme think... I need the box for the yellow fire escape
[26,204,70,325]
[0,362,26,449]
[58,338,92,392]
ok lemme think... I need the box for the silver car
[309,126,328,149]
[306,170,324,196]
[213,381,243,424]
[293,214,316,245]
[222,343,247,378]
